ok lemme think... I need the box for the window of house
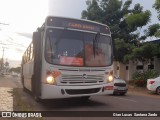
[136,65,143,70]
[126,66,128,70]
[151,58,154,61]
[148,65,154,70]
[117,66,119,70]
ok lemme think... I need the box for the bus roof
[44,16,111,35]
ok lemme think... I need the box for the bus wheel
[34,96,42,102]
[21,77,27,92]
[22,82,27,92]
[23,85,27,92]
[156,86,160,95]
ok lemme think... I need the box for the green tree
[145,23,160,37]
[125,10,151,31]
[153,0,160,20]
[82,0,151,62]
[81,0,103,22]
[128,43,160,71]
[114,38,134,63]
[153,0,160,37]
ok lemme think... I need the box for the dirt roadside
[128,85,160,99]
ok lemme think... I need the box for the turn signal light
[149,81,155,84]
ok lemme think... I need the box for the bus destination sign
[46,16,110,34]
[67,22,100,32]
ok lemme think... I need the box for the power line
[0,42,27,48]
[0,35,28,48]
[0,23,9,26]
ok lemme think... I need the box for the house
[114,39,160,81]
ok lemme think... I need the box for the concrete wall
[154,57,160,72]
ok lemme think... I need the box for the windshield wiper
[93,32,100,57]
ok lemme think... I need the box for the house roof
[149,39,160,43]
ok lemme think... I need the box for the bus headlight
[108,75,113,82]
[105,70,114,83]
[46,75,56,84]
[105,75,114,83]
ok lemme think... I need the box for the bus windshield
[45,28,112,67]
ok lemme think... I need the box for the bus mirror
[33,32,41,43]
[33,31,41,55]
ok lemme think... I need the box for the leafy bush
[129,79,146,87]
[134,80,146,87]
[131,70,159,87]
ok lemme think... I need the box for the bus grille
[65,88,101,95]
[60,74,104,85]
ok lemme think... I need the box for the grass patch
[13,88,44,120]
[13,88,33,111]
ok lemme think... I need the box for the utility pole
[2,47,4,59]
[0,22,9,72]
[1,47,5,70]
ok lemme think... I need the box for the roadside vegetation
[130,70,159,87]
[9,67,21,74]
[13,89,33,111]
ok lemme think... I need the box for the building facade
[114,56,160,81]
[114,39,160,81]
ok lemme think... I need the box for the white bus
[21,16,114,101]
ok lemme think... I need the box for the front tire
[34,96,42,102]
[156,86,160,95]
[21,77,27,92]
[22,85,28,92]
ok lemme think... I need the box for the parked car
[113,76,128,95]
[147,76,160,95]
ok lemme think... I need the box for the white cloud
[48,0,86,18]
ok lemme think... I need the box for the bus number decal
[60,56,83,66]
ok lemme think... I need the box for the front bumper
[40,83,114,99]
[113,89,128,94]
[113,86,128,94]
[147,84,156,92]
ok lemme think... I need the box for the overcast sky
[0,0,159,66]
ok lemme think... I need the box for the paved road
[0,76,160,120]
[18,87,160,120]
[14,78,160,120]
[21,89,160,111]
